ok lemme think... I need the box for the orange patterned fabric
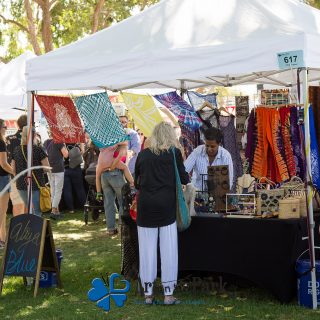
[252,108,289,182]
[279,107,296,178]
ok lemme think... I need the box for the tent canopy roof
[26,0,320,91]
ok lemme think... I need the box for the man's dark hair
[204,127,223,143]
[119,115,128,120]
[17,115,27,130]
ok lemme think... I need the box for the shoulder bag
[21,146,51,212]
[171,147,191,232]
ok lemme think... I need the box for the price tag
[277,50,304,69]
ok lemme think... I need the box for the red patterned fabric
[36,95,85,143]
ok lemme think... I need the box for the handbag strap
[21,145,41,189]
[171,147,181,185]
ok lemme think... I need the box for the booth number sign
[277,50,305,69]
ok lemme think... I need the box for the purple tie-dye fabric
[154,91,201,131]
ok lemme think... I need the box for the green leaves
[0,0,160,61]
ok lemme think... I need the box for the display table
[121,215,320,303]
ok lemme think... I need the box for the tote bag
[171,148,191,232]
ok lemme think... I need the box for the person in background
[83,140,100,172]
[44,134,69,219]
[136,129,147,150]
[119,115,141,176]
[184,127,233,190]
[0,119,14,249]
[6,114,27,215]
[12,126,50,216]
[62,143,86,213]
[134,122,189,305]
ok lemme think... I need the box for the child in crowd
[96,141,134,200]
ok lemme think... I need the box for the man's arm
[184,148,198,174]
[60,144,69,158]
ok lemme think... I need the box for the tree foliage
[0,0,159,61]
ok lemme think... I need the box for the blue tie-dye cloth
[154,91,201,131]
[187,91,217,110]
[74,92,128,148]
[308,105,320,191]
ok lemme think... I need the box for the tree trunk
[92,0,105,34]
[41,0,54,52]
[24,0,42,55]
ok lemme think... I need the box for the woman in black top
[134,122,189,305]
[12,126,49,216]
[0,119,14,248]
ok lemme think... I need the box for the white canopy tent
[25,0,320,308]
[26,0,320,91]
[0,51,38,119]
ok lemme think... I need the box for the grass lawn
[0,212,319,320]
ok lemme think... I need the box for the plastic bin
[39,249,63,288]
[296,248,320,308]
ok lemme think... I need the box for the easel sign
[0,214,62,297]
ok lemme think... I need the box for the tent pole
[26,91,33,214]
[180,80,186,99]
[301,67,318,310]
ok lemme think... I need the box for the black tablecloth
[121,215,320,303]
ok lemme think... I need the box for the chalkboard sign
[0,214,62,297]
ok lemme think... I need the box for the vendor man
[184,127,233,190]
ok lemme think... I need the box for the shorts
[0,175,11,193]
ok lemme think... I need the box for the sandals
[144,295,154,305]
[164,295,181,305]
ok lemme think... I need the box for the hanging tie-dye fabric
[187,91,217,110]
[121,92,163,137]
[308,105,320,191]
[35,95,85,143]
[74,92,128,148]
[153,91,201,131]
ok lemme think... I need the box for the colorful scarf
[121,92,163,137]
[74,92,128,148]
[35,95,85,143]
[154,91,201,130]
[308,105,320,191]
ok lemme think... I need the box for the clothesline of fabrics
[244,104,320,191]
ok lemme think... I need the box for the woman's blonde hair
[149,122,179,155]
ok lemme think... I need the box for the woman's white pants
[137,221,178,296]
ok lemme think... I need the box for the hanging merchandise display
[121,93,163,137]
[153,91,202,130]
[35,95,85,143]
[309,86,320,149]
[235,96,249,150]
[74,92,128,148]
[154,91,202,157]
[187,91,218,110]
[261,89,289,105]
[219,115,243,191]
[308,105,320,191]
[289,108,306,180]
